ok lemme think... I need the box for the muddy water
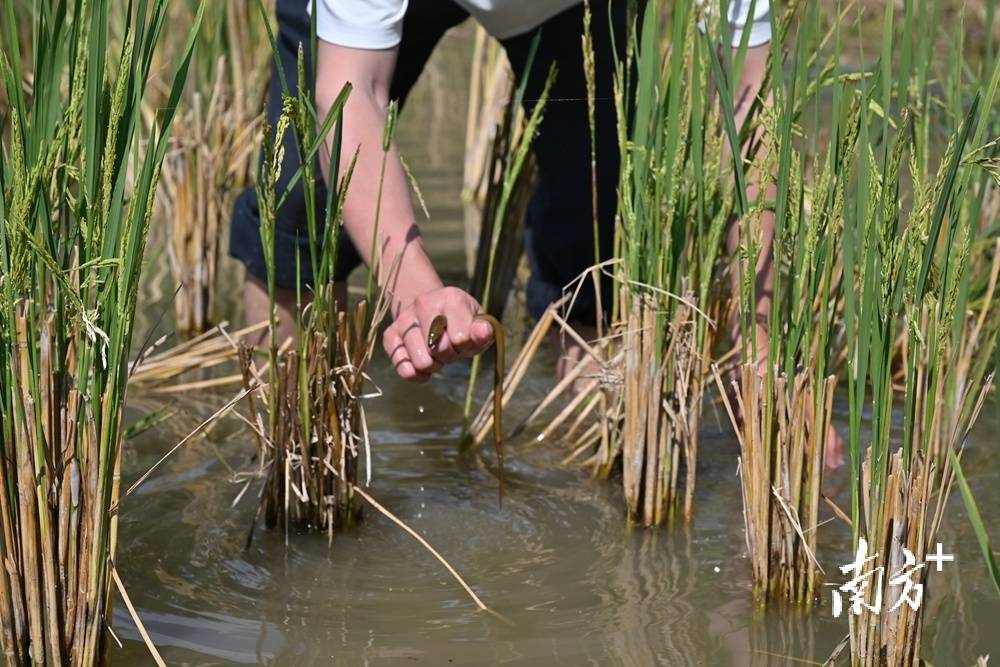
[115,25,1000,666]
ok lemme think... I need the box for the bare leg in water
[725,47,843,470]
[724,191,844,470]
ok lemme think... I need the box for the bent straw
[350,485,493,615]
[112,565,167,667]
[115,385,262,508]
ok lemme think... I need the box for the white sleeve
[315,0,408,49]
[699,0,772,47]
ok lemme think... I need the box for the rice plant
[589,0,733,526]
[156,0,270,334]
[711,1,856,605]
[235,36,389,539]
[0,0,203,662]
[461,25,534,303]
[836,0,1000,660]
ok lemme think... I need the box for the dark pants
[229,0,634,324]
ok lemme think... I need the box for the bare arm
[722,44,772,179]
[726,43,844,468]
[315,42,492,383]
[725,44,774,351]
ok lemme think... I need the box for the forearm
[342,91,441,310]
[726,44,772,181]
[726,44,775,332]
[315,47,441,316]
[311,31,495,381]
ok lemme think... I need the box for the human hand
[382,286,494,383]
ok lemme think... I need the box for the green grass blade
[949,448,1000,598]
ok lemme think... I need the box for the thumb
[470,318,494,348]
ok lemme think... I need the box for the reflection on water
[119,21,1000,667]
[112,352,1000,666]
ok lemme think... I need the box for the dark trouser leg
[501,0,641,325]
[229,0,470,290]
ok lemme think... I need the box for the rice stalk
[235,34,389,539]
[464,76,538,321]
[129,320,267,391]
[461,25,533,302]
[0,0,204,663]
[155,1,270,334]
[579,0,734,526]
[460,40,556,427]
[840,0,1000,658]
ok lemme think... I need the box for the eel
[427,313,505,507]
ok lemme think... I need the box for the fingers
[440,313,477,358]
[438,310,492,358]
[470,318,494,350]
[430,330,459,364]
[384,317,437,383]
[382,286,493,381]
[383,326,419,382]
[402,324,441,378]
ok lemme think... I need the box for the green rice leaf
[949,448,1000,598]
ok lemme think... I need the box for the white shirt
[316,1,771,50]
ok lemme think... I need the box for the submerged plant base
[845,360,994,666]
[597,287,723,527]
[850,450,930,667]
[238,298,377,539]
[1,302,125,665]
[606,292,694,526]
[467,286,723,527]
[716,364,832,606]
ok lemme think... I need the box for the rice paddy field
[3,0,1000,665]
